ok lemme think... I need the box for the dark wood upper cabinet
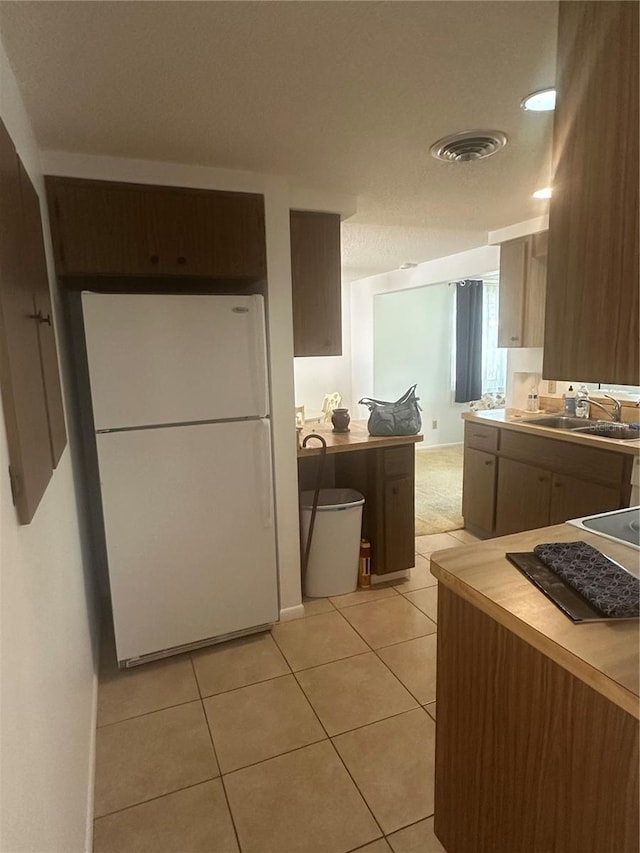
[543,1,639,385]
[45,177,267,282]
[290,210,342,357]
[0,119,67,523]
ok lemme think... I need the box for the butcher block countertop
[430,524,640,718]
[463,408,640,455]
[297,420,423,457]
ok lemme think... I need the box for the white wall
[373,283,465,446]
[350,245,500,438]
[0,41,97,853]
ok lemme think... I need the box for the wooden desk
[297,420,423,575]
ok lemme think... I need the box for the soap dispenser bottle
[564,385,576,416]
[575,384,590,418]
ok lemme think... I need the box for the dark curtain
[455,280,483,403]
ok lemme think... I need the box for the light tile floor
[93,530,476,852]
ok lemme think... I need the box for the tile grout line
[96,694,202,729]
[93,776,220,822]
[190,655,244,853]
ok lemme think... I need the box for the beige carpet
[414,444,464,535]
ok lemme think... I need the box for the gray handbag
[358,385,422,436]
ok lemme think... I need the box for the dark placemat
[506,552,638,623]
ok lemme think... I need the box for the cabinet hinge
[8,466,20,505]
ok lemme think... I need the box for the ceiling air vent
[430,130,508,162]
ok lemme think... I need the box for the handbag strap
[358,384,418,407]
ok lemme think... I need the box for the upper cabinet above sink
[498,231,547,348]
[543,1,639,385]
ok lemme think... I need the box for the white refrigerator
[82,292,279,666]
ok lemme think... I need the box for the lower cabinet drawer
[500,429,624,486]
[465,422,499,453]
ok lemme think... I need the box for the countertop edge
[430,534,640,720]
[462,409,640,455]
[297,425,423,457]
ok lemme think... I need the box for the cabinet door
[0,121,53,522]
[462,447,497,535]
[383,475,415,573]
[495,457,551,536]
[46,177,267,281]
[549,474,622,525]
[498,237,526,347]
[498,234,546,348]
[152,188,267,279]
[543,1,639,384]
[19,162,67,468]
[290,210,342,357]
[46,177,157,276]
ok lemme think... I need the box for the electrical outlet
[431,419,438,429]
[548,380,557,394]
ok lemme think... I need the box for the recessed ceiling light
[521,88,556,112]
[532,187,552,199]
[399,262,418,270]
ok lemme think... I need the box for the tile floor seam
[94,695,204,730]
[329,589,404,612]
[217,733,330,777]
[324,736,385,843]
[92,776,220,821]
[323,703,425,739]
[95,695,200,729]
[371,643,434,709]
[191,656,243,853]
[197,670,295,702]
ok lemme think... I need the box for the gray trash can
[300,488,365,597]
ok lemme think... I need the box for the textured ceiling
[0,1,558,280]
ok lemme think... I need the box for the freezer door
[82,293,269,429]
[96,419,278,663]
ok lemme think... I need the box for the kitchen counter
[463,408,640,454]
[430,524,639,717]
[297,419,423,457]
[431,526,639,852]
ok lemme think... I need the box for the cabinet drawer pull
[392,486,399,495]
[484,460,493,466]
[149,254,159,265]
[177,256,187,265]
[510,336,519,341]
[538,475,547,483]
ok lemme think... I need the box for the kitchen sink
[571,423,640,440]
[521,416,640,441]
[520,416,600,430]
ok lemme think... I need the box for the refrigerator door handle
[249,295,269,417]
[256,419,274,529]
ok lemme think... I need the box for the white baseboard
[84,669,99,852]
[279,603,305,622]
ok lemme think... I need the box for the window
[481,274,506,395]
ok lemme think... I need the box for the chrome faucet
[586,394,623,422]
